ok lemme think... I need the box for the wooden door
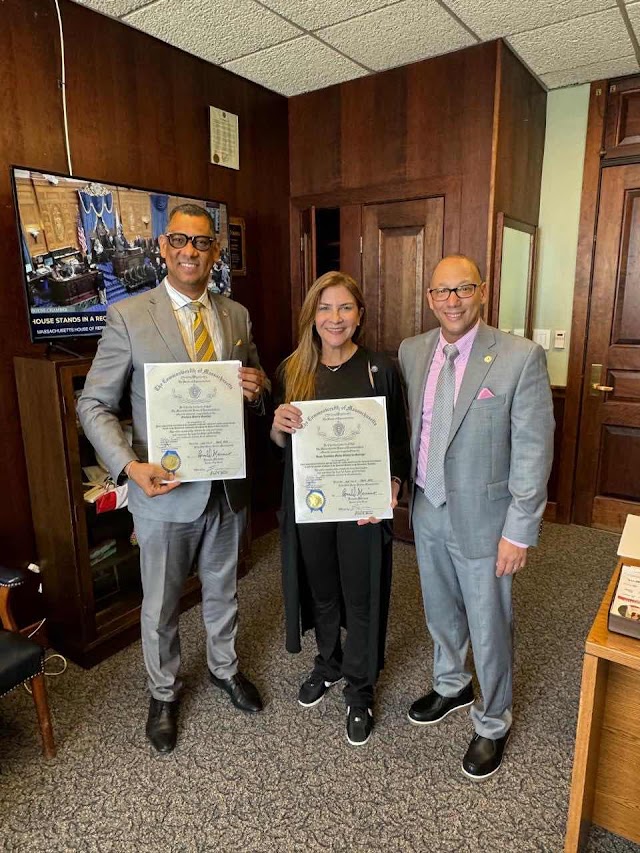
[362,198,444,354]
[362,197,445,541]
[574,164,640,530]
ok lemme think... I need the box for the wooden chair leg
[30,673,56,759]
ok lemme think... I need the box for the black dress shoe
[146,698,179,754]
[408,682,474,725]
[210,671,263,713]
[462,730,510,780]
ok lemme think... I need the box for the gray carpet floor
[1,522,639,853]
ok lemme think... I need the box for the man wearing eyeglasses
[398,254,554,780]
[78,203,269,754]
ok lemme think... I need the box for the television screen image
[11,167,231,343]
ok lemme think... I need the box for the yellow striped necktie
[188,302,216,362]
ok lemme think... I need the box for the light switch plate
[533,329,551,350]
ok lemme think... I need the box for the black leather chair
[0,565,56,758]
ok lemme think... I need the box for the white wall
[534,84,590,386]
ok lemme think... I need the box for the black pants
[297,520,375,707]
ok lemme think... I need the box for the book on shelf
[609,562,640,640]
[89,538,117,566]
[618,514,640,561]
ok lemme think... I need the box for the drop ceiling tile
[73,0,151,16]
[316,0,476,72]
[444,0,616,40]
[260,0,398,31]
[624,2,640,36]
[508,8,633,75]
[224,36,368,96]
[125,0,302,65]
[541,55,640,88]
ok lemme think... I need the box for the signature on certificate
[198,447,221,462]
[342,485,365,499]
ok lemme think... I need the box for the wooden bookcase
[13,354,208,667]
[565,558,640,850]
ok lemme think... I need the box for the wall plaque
[229,217,246,276]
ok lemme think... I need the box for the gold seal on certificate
[144,361,246,482]
[292,396,392,523]
[306,489,326,512]
[161,449,181,473]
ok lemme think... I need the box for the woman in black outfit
[271,271,409,746]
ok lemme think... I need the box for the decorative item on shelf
[229,217,246,276]
[82,464,112,504]
[95,484,128,514]
[82,462,128,512]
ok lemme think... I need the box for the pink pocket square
[477,387,495,399]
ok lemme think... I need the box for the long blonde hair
[282,271,365,403]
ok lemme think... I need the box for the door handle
[589,364,614,396]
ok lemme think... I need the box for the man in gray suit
[398,254,553,780]
[78,203,269,754]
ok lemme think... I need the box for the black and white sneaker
[346,706,373,746]
[298,673,340,707]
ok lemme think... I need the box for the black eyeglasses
[429,283,480,302]
[165,232,215,252]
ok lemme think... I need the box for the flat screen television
[11,166,231,343]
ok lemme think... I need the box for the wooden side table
[565,558,640,851]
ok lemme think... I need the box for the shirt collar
[437,319,480,359]
[163,277,210,310]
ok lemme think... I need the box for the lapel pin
[484,355,493,363]
[235,338,243,346]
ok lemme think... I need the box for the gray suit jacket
[77,283,268,523]
[398,321,554,559]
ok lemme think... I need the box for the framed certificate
[292,396,392,523]
[144,360,245,481]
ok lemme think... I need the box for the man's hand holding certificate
[144,360,246,481]
[292,396,393,523]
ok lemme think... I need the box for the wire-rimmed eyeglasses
[428,283,480,302]
[165,232,215,252]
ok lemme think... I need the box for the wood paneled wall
[289,40,546,288]
[0,0,290,564]
[492,43,547,228]
[289,42,498,273]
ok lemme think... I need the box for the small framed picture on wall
[229,217,246,276]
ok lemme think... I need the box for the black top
[315,346,374,400]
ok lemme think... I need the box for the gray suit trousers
[133,485,246,702]
[413,489,513,739]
